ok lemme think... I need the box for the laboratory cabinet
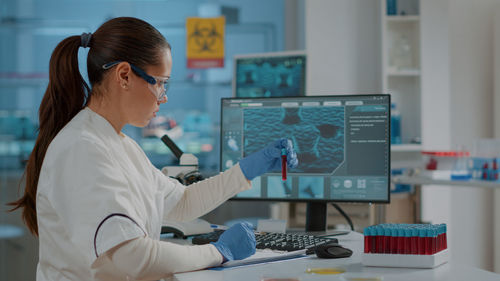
[381,0,421,150]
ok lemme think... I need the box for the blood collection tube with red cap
[281,148,287,181]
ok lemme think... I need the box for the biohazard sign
[186,17,225,68]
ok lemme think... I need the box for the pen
[281,148,287,181]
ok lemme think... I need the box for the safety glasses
[102,61,169,102]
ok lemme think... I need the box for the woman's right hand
[239,138,298,181]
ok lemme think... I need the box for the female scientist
[9,17,297,281]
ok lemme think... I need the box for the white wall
[449,1,494,148]
[421,0,497,272]
[493,4,500,273]
[419,0,452,234]
[449,0,495,271]
[285,0,305,51]
[496,8,500,139]
[305,0,381,95]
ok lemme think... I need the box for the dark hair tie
[80,32,92,48]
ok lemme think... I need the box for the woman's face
[125,48,172,127]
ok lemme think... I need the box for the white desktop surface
[172,231,500,281]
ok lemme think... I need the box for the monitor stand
[301,202,349,237]
[306,202,327,232]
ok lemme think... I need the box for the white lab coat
[36,107,251,280]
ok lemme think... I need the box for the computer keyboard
[191,230,338,252]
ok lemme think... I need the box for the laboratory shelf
[387,69,421,77]
[391,144,422,152]
[385,15,420,22]
[382,0,422,149]
[392,175,500,189]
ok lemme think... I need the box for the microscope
[160,134,203,185]
[159,134,211,237]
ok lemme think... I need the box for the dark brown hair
[8,17,171,236]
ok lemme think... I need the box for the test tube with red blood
[281,148,287,181]
[397,227,404,254]
[418,228,426,255]
[443,224,447,250]
[404,228,411,254]
[375,225,383,253]
[371,227,377,253]
[425,228,432,255]
[431,227,437,254]
[364,227,370,253]
[384,226,392,254]
[410,227,418,254]
[493,158,498,180]
[483,162,489,180]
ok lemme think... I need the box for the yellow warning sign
[186,16,225,68]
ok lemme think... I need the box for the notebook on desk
[214,249,308,269]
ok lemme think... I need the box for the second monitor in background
[220,95,391,232]
[233,51,306,98]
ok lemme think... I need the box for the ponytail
[8,35,89,236]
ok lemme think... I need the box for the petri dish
[261,279,300,281]
[305,267,346,275]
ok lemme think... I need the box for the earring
[122,83,128,89]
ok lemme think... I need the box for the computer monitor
[220,94,391,232]
[233,51,306,98]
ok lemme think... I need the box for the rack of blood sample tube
[362,224,449,268]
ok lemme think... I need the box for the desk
[392,175,500,223]
[172,232,500,281]
[392,175,500,189]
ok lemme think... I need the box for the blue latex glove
[239,138,299,181]
[211,222,256,262]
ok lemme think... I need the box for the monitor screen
[220,94,391,204]
[233,51,306,98]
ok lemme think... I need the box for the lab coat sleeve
[163,163,251,221]
[91,236,222,280]
[46,137,147,263]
